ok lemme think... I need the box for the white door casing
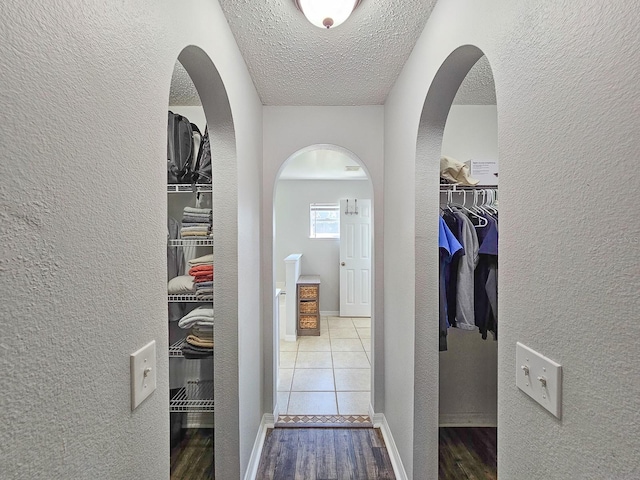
[339,199,372,317]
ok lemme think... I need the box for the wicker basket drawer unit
[299,285,318,300]
[296,275,321,336]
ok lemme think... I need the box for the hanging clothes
[474,214,498,339]
[452,211,479,330]
[439,216,463,351]
[442,211,463,327]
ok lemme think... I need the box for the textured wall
[0,1,262,479]
[274,180,372,311]
[385,0,640,478]
[263,106,385,414]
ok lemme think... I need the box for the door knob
[341,262,345,266]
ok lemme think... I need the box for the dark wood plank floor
[256,428,396,480]
[170,428,214,480]
[439,427,497,480]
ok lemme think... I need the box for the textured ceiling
[169,1,496,107]
[169,61,201,106]
[217,0,438,106]
[452,56,497,105]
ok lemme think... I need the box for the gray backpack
[167,111,201,184]
[192,126,212,184]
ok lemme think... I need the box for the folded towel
[168,275,196,294]
[195,281,213,288]
[184,207,212,215]
[187,334,214,348]
[181,343,213,359]
[181,223,211,228]
[191,274,213,282]
[181,231,211,237]
[179,318,214,329]
[189,254,214,265]
[180,226,210,232]
[189,264,214,275]
[189,331,213,341]
[191,324,213,335]
[196,290,213,297]
[181,216,212,224]
[181,212,211,219]
[178,306,214,328]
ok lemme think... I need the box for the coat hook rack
[345,199,359,215]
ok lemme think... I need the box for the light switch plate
[130,340,156,410]
[516,342,562,418]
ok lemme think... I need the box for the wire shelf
[170,380,214,413]
[167,184,212,193]
[169,338,186,357]
[168,238,213,247]
[168,294,213,303]
[440,184,498,191]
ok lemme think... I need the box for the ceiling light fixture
[294,0,362,29]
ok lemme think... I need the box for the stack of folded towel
[178,306,214,359]
[181,206,212,237]
[187,254,214,297]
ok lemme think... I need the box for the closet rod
[439,184,498,191]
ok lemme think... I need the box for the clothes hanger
[455,189,488,227]
[483,189,498,215]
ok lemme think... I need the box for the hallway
[255,427,395,480]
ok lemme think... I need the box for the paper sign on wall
[465,159,499,186]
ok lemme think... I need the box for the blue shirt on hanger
[439,217,463,351]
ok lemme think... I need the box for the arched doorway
[414,45,498,478]
[166,45,238,479]
[272,144,376,422]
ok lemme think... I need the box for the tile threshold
[275,414,372,428]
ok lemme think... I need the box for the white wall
[263,106,385,413]
[0,2,262,479]
[440,105,498,425]
[441,105,498,164]
[275,179,372,312]
[385,1,640,479]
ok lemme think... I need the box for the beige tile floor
[278,316,371,416]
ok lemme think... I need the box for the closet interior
[167,62,215,480]
[437,56,498,480]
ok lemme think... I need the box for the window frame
[309,202,340,239]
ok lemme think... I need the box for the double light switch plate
[516,342,562,418]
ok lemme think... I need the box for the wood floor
[170,428,214,480]
[439,427,497,480]
[169,426,496,480]
[256,427,396,480]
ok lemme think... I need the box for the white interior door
[340,199,372,317]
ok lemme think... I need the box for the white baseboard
[439,413,497,427]
[376,412,408,480]
[369,404,383,427]
[244,414,274,480]
[284,334,297,342]
[320,310,339,316]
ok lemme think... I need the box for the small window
[310,203,340,239]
